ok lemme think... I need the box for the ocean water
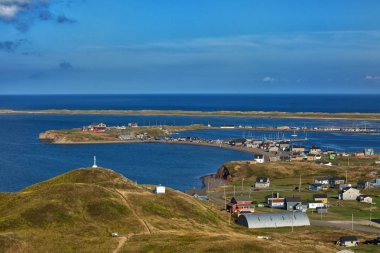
[0,95,379,192]
[0,114,253,192]
[0,113,379,192]
[0,94,380,112]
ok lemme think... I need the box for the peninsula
[2,109,380,121]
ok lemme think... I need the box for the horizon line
[1,93,380,96]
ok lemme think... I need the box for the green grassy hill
[0,168,377,253]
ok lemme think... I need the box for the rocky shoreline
[200,165,231,190]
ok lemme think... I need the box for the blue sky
[1,0,380,94]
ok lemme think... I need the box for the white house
[155,185,166,194]
[339,187,361,200]
[307,201,325,209]
[254,155,265,164]
[314,177,330,185]
[255,177,270,188]
[336,236,358,247]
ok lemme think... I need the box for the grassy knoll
[0,167,378,253]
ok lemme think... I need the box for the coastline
[42,138,268,157]
[1,109,380,120]
[200,174,227,190]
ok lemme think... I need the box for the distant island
[2,109,380,120]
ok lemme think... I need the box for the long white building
[237,212,310,229]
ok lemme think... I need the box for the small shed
[155,185,166,194]
[336,236,358,247]
[236,212,310,229]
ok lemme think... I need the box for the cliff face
[39,130,69,143]
[214,165,231,181]
[39,131,58,143]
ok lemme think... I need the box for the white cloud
[82,36,261,52]
[0,4,20,19]
[365,75,380,80]
[0,0,30,19]
[0,0,50,20]
[262,76,275,83]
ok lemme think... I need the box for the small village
[182,165,380,250]
[40,122,380,251]
[82,122,379,165]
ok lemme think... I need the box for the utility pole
[299,174,302,192]
[241,178,244,193]
[233,185,236,196]
[346,170,348,184]
[352,213,354,230]
[370,203,373,222]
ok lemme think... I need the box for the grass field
[213,161,380,221]
[1,167,379,253]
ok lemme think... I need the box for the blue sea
[0,95,379,192]
[1,94,380,112]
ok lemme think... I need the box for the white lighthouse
[92,156,98,168]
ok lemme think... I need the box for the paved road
[311,220,380,234]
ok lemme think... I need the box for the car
[365,237,380,245]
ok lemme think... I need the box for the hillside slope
[0,168,374,253]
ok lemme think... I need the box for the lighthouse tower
[92,156,98,168]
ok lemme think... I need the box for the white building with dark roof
[339,187,361,200]
[255,177,270,188]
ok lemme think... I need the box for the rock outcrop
[214,165,232,181]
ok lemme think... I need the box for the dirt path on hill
[112,236,127,253]
[113,189,153,234]
[75,184,153,253]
